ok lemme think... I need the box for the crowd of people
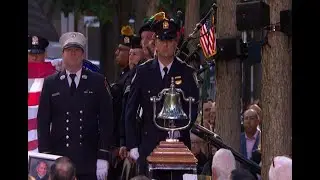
[28,11,292,180]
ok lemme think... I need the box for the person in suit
[35,161,49,180]
[37,32,114,180]
[240,109,261,179]
[124,19,199,177]
[240,109,261,160]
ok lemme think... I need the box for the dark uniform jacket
[125,57,199,173]
[120,60,146,146]
[37,68,114,175]
[110,66,130,146]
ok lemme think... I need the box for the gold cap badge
[163,21,169,29]
[174,76,182,85]
[32,36,39,45]
[124,37,130,44]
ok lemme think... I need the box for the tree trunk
[100,21,118,82]
[145,0,160,17]
[185,0,200,37]
[260,0,292,179]
[184,0,200,52]
[132,0,148,31]
[215,0,241,153]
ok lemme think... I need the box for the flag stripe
[28,78,44,93]
[28,129,38,142]
[28,62,55,152]
[28,140,38,151]
[28,62,56,78]
[28,105,39,120]
[28,92,41,106]
[28,118,37,131]
[200,14,216,58]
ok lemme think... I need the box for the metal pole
[85,25,89,59]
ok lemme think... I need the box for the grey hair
[269,156,292,180]
[211,148,236,179]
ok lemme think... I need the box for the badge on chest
[174,76,182,85]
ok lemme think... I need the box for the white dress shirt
[66,69,82,88]
[158,60,173,78]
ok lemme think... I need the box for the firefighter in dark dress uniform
[37,32,114,180]
[124,19,200,178]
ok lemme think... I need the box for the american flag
[199,13,217,58]
[28,62,56,152]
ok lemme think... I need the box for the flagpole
[176,2,217,58]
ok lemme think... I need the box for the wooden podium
[147,141,198,180]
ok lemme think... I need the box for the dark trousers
[77,173,97,180]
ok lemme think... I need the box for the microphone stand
[191,124,261,175]
[176,2,217,58]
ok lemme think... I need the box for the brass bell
[157,78,188,120]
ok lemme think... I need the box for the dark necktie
[162,67,169,88]
[69,74,77,96]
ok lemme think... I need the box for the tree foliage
[54,0,115,24]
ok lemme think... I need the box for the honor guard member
[37,32,114,180]
[28,35,56,152]
[28,35,49,63]
[118,35,146,159]
[111,25,134,146]
[125,19,200,176]
[139,12,167,60]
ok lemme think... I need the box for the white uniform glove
[96,159,109,180]
[129,148,139,161]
